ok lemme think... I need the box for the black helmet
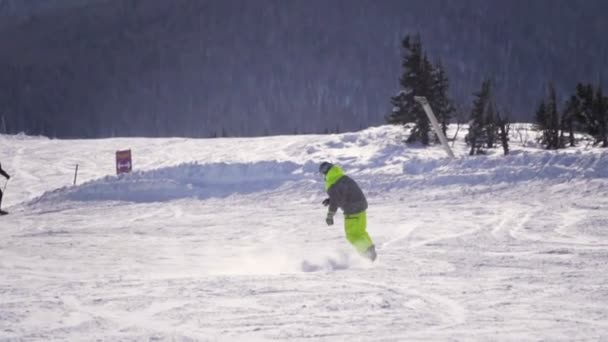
[319,161,333,175]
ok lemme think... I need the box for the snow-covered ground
[1,125,608,341]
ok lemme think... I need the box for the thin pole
[414,96,455,158]
[1,178,8,211]
[73,164,79,186]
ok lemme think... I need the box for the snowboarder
[319,161,377,261]
[0,163,10,215]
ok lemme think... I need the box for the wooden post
[73,164,79,186]
[414,96,455,158]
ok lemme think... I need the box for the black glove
[325,211,335,226]
[322,198,330,207]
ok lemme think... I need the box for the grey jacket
[327,175,368,215]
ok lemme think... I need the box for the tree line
[388,34,608,153]
[1,1,607,139]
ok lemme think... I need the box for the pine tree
[546,84,562,149]
[429,60,455,138]
[572,83,608,147]
[485,102,498,148]
[562,95,579,147]
[575,83,595,134]
[468,79,492,155]
[535,83,562,149]
[592,86,608,147]
[535,100,548,145]
[388,34,440,146]
[388,35,424,126]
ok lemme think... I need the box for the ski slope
[1,125,607,341]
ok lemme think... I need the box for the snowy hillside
[1,125,607,340]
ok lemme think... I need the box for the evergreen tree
[388,34,450,146]
[485,101,498,148]
[592,86,608,147]
[546,84,562,149]
[574,83,595,133]
[388,35,424,126]
[429,60,455,138]
[562,95,579,147]
[535,100,548,144]
[468,79,492,155]
[535,83,562,149]
[572,83,608,147]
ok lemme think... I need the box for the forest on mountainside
[1,0,606,138]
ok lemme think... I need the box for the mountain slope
[0,126,608,341]
[0,126,607,340]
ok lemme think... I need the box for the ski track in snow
[1,126,608,340]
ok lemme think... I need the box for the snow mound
[11,125,608,208]
[370,151,608,189]
[30,161,303,204]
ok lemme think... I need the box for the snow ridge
[27,148,607,205]
[392,150,608,188]
[29,161,302,204]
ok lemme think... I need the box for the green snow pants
[344,211,374,253]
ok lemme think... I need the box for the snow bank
[386,151,608,189]
[13,125,608,206]
[29,149,608,206]
[30,161,302,204]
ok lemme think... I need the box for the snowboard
[0,210,8,216]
